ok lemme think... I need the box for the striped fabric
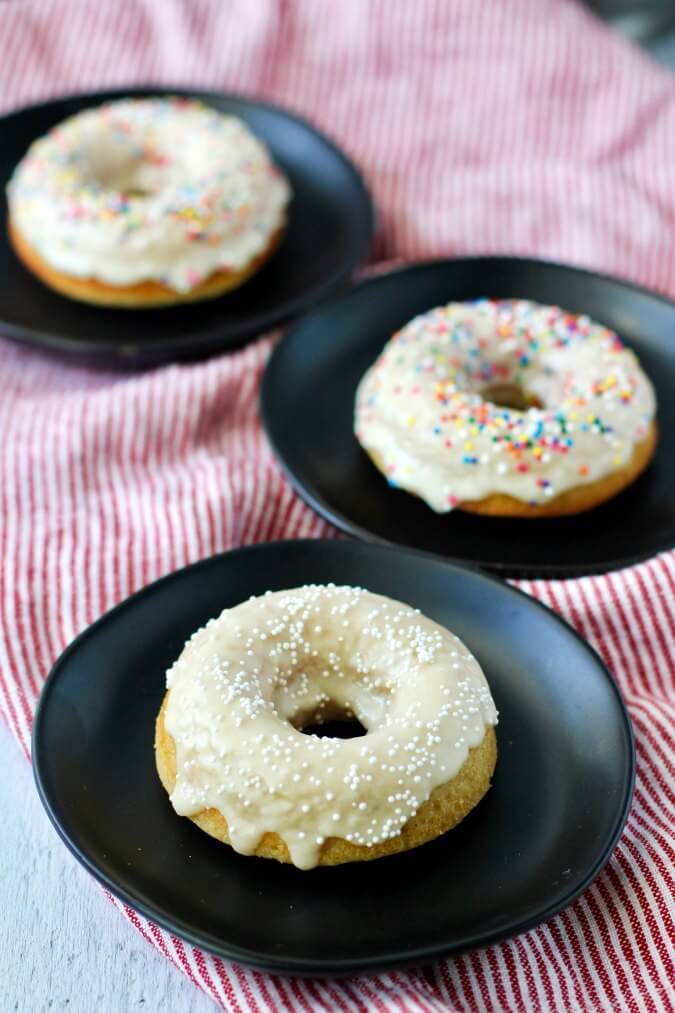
[1,1,674,1010]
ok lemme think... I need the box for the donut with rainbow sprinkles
[7,97,290,308]
[355,298,657,517]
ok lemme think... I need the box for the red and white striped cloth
[1,1,674,1010]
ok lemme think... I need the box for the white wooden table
[0,720,217,1013]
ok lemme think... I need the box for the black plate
[262,258,675,576]
[33,539,634,975]
[0,88,373,365]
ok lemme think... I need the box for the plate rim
[261,256,675,577]
[32,537,636,975]
[0,84,375,363]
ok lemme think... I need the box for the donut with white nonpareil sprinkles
[354,299,657,517]
[154,585,498,869]
[7,97,290,307]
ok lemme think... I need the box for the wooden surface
[0,720,216,1013]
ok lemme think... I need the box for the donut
[154,585,498,870]
[6,97,290,308]
[354,299,657,517]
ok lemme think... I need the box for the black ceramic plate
[0,88,373,365]
[262,258,675,576]
[33,539,634,975]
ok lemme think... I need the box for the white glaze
[354,299,656,511]
[7,98,290,292]
[164,585,497,870]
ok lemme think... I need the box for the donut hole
[87,149,166,199]
[300,717,368,740]
[292,702,368,739]
[275,664,392,738]
[95,162,159,197]
[482,382,542,411]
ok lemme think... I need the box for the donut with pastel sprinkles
[7,97,290,307]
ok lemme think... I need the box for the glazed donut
[355,299,657,517]
[7,97,290,307]
[155,585,498,870]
